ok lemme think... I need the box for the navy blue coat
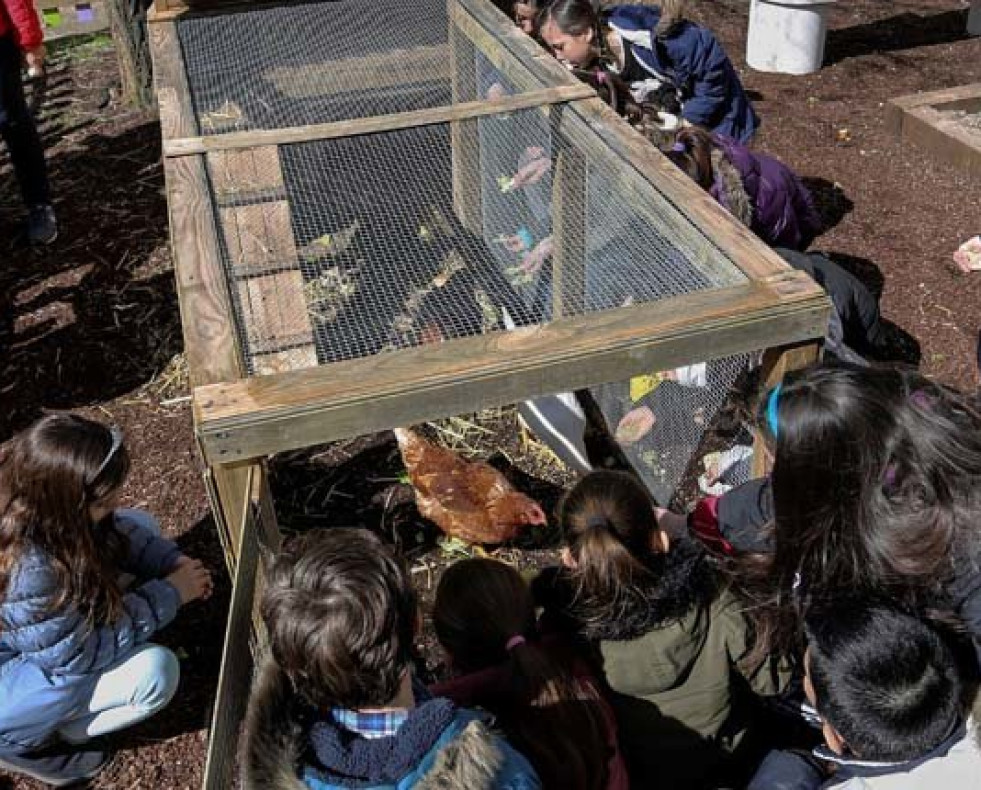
[606,5,759,143]
[0,510,181,752]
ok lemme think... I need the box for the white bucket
[746,0,837,75]
[969,0,981,36]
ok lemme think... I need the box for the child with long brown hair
[0,414,213,787]
[534,470,786,789]
[431,558,628,790]
[539,0,759,143]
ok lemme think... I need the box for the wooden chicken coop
[147,0,829,785]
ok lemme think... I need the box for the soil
[1,2,980,787]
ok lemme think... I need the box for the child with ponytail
[535,470,787,789]
[432,558,627,790]
[0,414,213,786]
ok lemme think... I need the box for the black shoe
[27,204,58,245]
[0,744,109,787]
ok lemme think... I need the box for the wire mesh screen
[177,0,538,134]
[204,103,746,375]
[181,0,749,381]
[591,353,755,505]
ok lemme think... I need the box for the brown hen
[394,427,547,545]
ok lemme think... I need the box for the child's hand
[520,236,553,273]
[656,111,681,132]
[512,147,550,188]
[24,45,45,77]
[486,82,507,100]
[167,557,213,604]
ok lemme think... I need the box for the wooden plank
[163,84,596,157]
[221,202,297,269]
[266,45,450,98]
[209,147,284,202]
[164,156,241,387]
[194,272,830,464]
[252,345,319,377]
[550,106,587,317]
[750,341,822,478]
[203,464,258,790]
[237,271,315,355]
[148,19,196,140]
[901,104,981,177]
[453,0,794,285]
[449,6,483,233]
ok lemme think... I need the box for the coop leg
[202,463,279,790]
[751,340,822,478]
[448,0,483,233]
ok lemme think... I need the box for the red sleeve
[1,0,44,51]
[689,496,736,556]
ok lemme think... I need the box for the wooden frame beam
[162,84,596,156]
[194,271,829,465]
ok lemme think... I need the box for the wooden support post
[750,340,822,478]
[202,463,277,790]
[550,104,587,319]
[448,0,483,233]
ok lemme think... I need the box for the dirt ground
[1,1,980,787]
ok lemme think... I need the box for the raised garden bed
[887,82,981,176]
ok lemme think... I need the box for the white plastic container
[969,0,981,37]
[746,0,837,75]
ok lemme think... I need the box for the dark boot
[0,744,109,787]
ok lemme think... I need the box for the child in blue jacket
[242,527,540,790]
[540,0,759,143]
[0,414,213,786]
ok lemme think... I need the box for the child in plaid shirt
[242,528,541,790]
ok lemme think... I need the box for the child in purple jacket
[666,126,821,251]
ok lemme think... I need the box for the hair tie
[909,389,932,409]
[671,141,687,153]
[505,635,526,651]
[585,515,607,530]
[594,68,608,85]
[765,383,783,439]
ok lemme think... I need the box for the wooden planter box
[887,83,981,176]
[148,0,829,786]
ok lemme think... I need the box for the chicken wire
[177,0,757,498]
[591,353,755,505]
[177,0,526,134]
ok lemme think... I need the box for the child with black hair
[540,0,759,142]
[661,363,981,670]
[431,558,628,790]
[749,604,981,789]
[534,470,787,789]
[242,528,540,790]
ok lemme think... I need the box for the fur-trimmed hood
[242,658,540,790]
[710,134,821,251]
[534,536,718,642]
[711,148,755,230]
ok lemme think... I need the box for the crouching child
[749,604,981,789]
[242,527,541,790]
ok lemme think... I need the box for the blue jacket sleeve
[674,31,731,128]
[0,548,181,676]
[114,508,182,578]
[748,750,827,790]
